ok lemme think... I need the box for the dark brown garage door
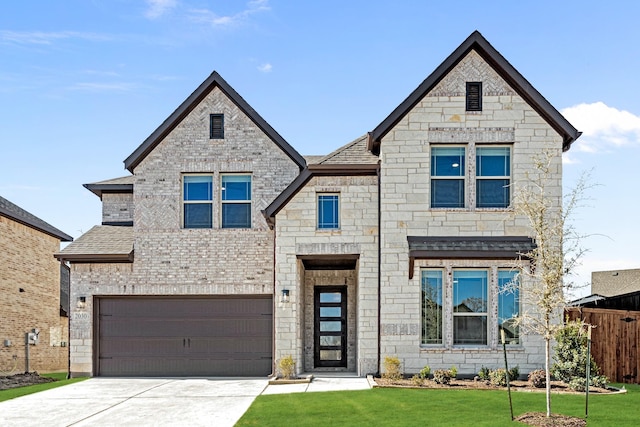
[96,296,272,377]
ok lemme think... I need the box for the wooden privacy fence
[565,307,640,384]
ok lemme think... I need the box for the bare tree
[509,149,590,417]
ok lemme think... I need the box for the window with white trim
[453,270,488,345]
[317,193,340,230]
[421,270,443,345]
[476,146,511,208]
[498,269,520,344]
[183,175,213,228]
[431,146,465,208]
[221,174,251,228]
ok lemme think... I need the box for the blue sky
[1,0,639,296]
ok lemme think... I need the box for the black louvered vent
[210,114,224,139]
[466,82,482,111]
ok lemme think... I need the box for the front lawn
[0,373,87,402]
[236,383,639,426]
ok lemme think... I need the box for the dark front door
[314,287,347,368]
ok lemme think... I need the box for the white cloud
[188,0,270,27]
[561,102,640,153]
[0,30,110,45]
[258,63,272,73]
[145,0,178,20]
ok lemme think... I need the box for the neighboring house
[591,268,640,298]
[57,31,580,378]
[0,196,73,373]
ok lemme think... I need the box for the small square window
[466,82,482,111]
[210,114,224,139]
[317,194,339,229]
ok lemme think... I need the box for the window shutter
[210,114,224,139]
[466,82,482,111]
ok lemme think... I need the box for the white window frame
[475,145,512,208]
[221,174,252,229]
[182,174,213,229]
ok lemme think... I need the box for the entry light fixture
[281,289,290,303]
[77,296,87,309]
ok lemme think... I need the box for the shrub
[278,355,296,379]
[489,368,508,387]
[528,369,546,388]
[433,369,454,385]
[478,366,490,381]
[382,356,403,381]
[450,365,458,378]
[418,365,431,379]
[411,374,424,386]
[509,365,519,381]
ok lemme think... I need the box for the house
[0,195,73,373]
[591,268,640,298]
[56,31,580,378]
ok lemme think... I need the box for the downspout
[271,223,277,378]
[376,161,382,376]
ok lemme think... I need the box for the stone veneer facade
[0,216,68,372]
[68,86,301,375]
[378,50,561,375]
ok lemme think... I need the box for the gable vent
[210,114,224,139]
[466,82,482,111]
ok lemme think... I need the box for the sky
[1,0,639,298]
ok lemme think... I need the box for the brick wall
[68,86,301,375]
[0,216,68,373]
[378,50,563,375]
[102,193,133,224]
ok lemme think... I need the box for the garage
[96,296,272,377]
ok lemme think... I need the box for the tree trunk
[545,336,551,417]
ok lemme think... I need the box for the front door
[314,287,347,368]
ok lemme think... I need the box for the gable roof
[84,175,134,199]
[368,30,581,154]
[123,71,306,172]
[263,134,379,226]
[0,195,73,242]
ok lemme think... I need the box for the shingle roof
[83,175,134,198]
[123,71,306,172]
[0,195,73,241]
[314,135,379,165]
[368,30,581,154]
[55,225,133,262]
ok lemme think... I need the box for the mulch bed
[0,372,56,391]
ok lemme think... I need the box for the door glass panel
[320,307,341,317]
[320,292,341,303]
[320,350,342,361]
[320,335,341,346]
[320,321,341,332]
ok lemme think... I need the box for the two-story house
[57,31,580,378]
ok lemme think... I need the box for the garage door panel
[97,296,273,377]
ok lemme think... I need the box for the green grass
[0,373,87,402]
[237,383,640,426]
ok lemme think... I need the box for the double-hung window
[317,194,339,230]
[476,146,511,208]
[421,270,443,345]
[183,175,213,228]
[498,269,520,344]
[453,270,488,345]
[221,174,251,228]
[431,146,465,208]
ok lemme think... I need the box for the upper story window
[183,175,213,228]
[221,174,251,228]
[466,82,482,111]
[498,269,520,345]
[476,146,511,208]
[210,114,224,139]
[431,146,465,208]
[317,193,340,230]
[453,270,488,345]
[421,270,443,345]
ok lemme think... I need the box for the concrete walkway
[0,375,371,427]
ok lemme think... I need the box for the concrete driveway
[0,378,268,427]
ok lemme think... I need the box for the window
[421,270,443,345]
[476,146,511,208]
[453,270,488,345]
[431,146,465,208]
[466,82,482,111]
[317,194,339,229]
[183,175,213,228]
[210,114,224,139]
[498,269,520,344]
[221,175,251,228]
